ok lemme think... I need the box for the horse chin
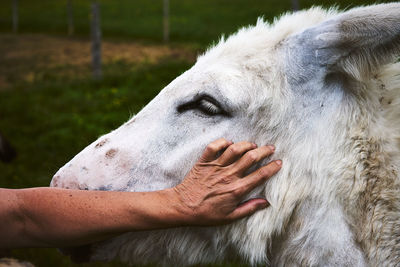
[59,244,93,263]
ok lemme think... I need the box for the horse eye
[197,99,221,116]
[177,95,229,117]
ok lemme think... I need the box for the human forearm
[0,139,281,249]
[1,187,184,248]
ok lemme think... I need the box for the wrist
[161,187,194,227]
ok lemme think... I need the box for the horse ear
[294,3,400,80]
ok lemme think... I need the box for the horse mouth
[59,244,93,263]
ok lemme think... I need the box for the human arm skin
[0,139,281,249]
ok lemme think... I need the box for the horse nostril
[105,148,118,159]
[51,168,82,190]
[50,175,61,187]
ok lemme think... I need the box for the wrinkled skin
[173,140,280,225]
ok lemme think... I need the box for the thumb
[229,198,269,220]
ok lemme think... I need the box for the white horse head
[52,3,400,266]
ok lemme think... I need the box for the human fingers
[233,145,275,176]
[200,138,233,162]
[227,198,269,220]
[216,141,257,166]
[234,160,282,197]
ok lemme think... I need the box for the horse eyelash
[197,99,221,116]
[177,94,230,117]
[198,99,220,114]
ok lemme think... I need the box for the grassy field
[0,0,394,44]
[0,0,395,266]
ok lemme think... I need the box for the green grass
[0,0,395,45]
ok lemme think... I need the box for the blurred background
[0,0,393,266]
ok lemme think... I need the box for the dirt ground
[0,34,197,89]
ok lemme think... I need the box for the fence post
[91,1,102,80]
[67,0,74,35]
[12,0,18,33]
[291,0,300,11]
[163,0,169,42]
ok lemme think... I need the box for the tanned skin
[0,139,281,248]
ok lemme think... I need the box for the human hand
[171,138,282,226]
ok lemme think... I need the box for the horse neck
[342,132,400,266]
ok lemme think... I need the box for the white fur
[52,3,400,266]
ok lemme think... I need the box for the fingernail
[252,143,258,148]
[268,145,275,151]
[276,160,282,166]
[259,201,269,209]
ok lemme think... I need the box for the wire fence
[2,0,390,80]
